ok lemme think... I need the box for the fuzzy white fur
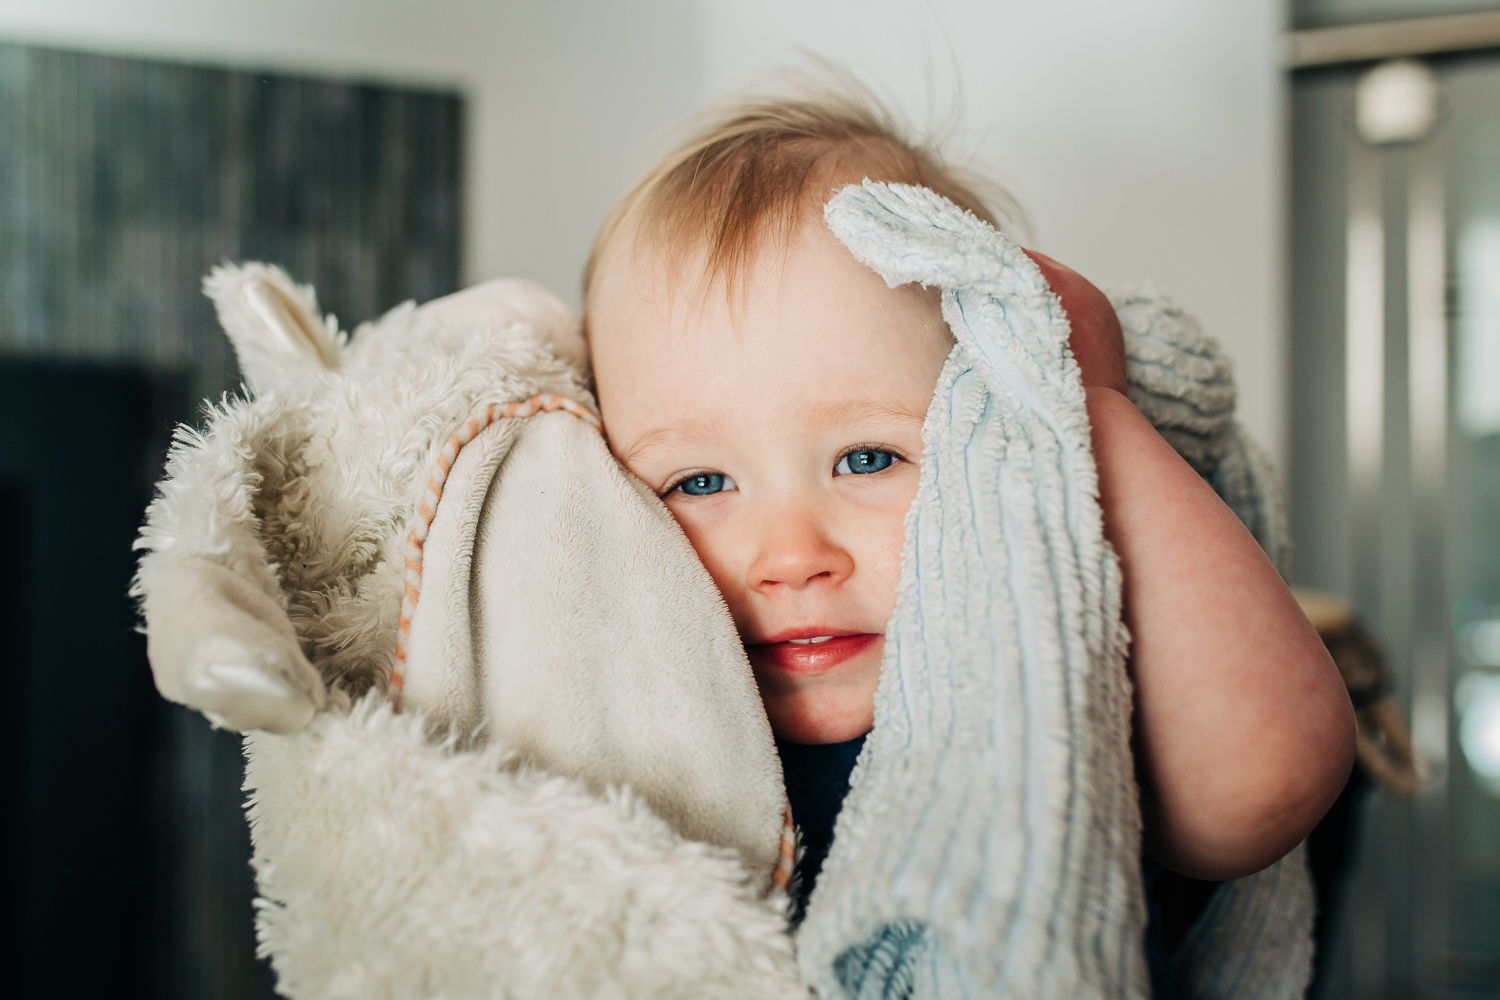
[245,699,803,1000]
[135,267,800,997]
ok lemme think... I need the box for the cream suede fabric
[403,408,785,873]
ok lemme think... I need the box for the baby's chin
[752,638,883,745]
[766,694,875,746]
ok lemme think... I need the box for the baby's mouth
[748,630,881,675]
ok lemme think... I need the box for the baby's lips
[749,633,884,677]
[752,626,867,646]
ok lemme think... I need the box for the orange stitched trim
[771,803,797,893]
[389,393,602,693]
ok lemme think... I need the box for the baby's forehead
[588,225,951,476]
[590,205,938,338]
[589,195,946,363]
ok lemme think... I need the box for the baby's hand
[1023,250,1127,394]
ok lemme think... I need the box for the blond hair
[583,75,1012,308]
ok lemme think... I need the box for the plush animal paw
[144,556,325,734]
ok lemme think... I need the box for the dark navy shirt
[775,734,865,920]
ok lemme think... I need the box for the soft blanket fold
[801,181,1141,998]
[400,405,788,863]
[797,181,1311,1000]
[134,187,1313,1000]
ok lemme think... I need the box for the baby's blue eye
[675,472,737,496]
[835,449,897,476]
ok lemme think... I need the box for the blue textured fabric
[834,920,932,1000]
[791,182,1314,1000]
[797,180,1143,1000]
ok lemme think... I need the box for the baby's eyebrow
[623,414,727,465]
[623,396,927,466]
[810,397,929,428]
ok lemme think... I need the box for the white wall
[696,1,1288,464]
[0,0,1287,464]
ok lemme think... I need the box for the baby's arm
[1028,252,1356,881]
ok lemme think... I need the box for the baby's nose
[746,511,854,593]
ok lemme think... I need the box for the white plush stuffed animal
[133,266,803,999]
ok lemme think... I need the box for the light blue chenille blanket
[801,182,1313,1000]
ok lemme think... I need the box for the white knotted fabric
[795,182,1313,1000]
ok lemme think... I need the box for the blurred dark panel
[0,41,463,401]
[0,363,161,998]
[0,478,23,979]
[0,41,463,1000]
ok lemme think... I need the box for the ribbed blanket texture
[798,182,1313,1000]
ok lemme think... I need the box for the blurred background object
[2,0,1499,997]
[1295,587,1424,797]
[1295,587,1422,998]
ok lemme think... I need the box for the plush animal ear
[415,278,587,376]
[204,263,342,392]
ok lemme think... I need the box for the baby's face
[588,211,951,744]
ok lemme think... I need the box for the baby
[583,89,1354,904]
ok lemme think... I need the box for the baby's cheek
[667,511,752,619]
[869,531,906,616]
[861,495,916,619]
